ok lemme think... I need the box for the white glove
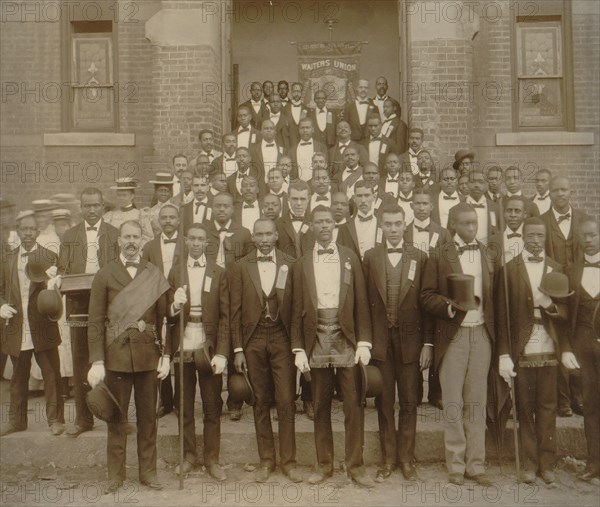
[87,363,106,388]
[499,355,516,384]
[45,266,58,278]
[0,304,17,320]
[355,346,371,365]
[537,292,553,309]
[561,352,580,370]
[47,276,62,290]
[173,286,188,309]
[211,355,227,375]
[294,350,310,373]
[157,356,170,380]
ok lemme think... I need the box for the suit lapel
[9,251,21,307]
[274,251,286,310]
[517,257,532,294]
[397,249,413,306]
[447,243,463,274]
[374,247,387,302]
[348,221,360,254]
[338,250,350,310]
[113,259,134,286]
[248,252,264,305]
[303,254,318,311]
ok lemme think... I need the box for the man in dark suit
[502,166,540,218]
[414,150,438,192]
[496,217,568,485]
[230,218,302,483]
[234,176,262,232]
[284,82,309,139]
[261,194,282,221]
[275,180,312,261]
[344,79,379,142]
[307,90,338,148]
[291,205,374,487]
[226,147,265,203]
[431,167,463,228]
[485,166,504,203]
[87,220,170,492]
[249,120,286,182]
[266,95,296,150]
[421,203,496,487]
[331,145,364,199]
[399,128,424,175]
[167,223,230,481]
[277,80,290,107]
[405,189,452,255]
[231,106,262,149]
[362,114,398,176]
[373,76,401,121]
[381,99,408,154]
[56,187,119,437]
[183,174,213,232]
[189,129,222,173]
[239,82,269,129]
[290,117,328,181]
[265,167,289,216]
[531,168,552,216]
[363,203,432,481]
[0,213,65,437]
[462,168,500,245]
[329,120,369,178]
[541,176,587,417]
[210,133,238,178]
[565,218,600,482]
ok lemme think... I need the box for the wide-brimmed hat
[25,257,50,283]
[37,288,63,322]
[86,381,123,423]
[193,341,214,374]
[52,208,71,221]
[149,173,175,186]
[110,177,138,191]
[453,149,475,170]
[227,370,254,406]
[32,199,56,213]
[447,273,481,311]
[15,210,34,221]
[355,362,383,406]
[539,272,574,298]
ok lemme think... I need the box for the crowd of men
[0,77,598,493]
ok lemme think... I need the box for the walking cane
[178,209,185,490]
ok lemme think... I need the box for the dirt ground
[1,460,598,507]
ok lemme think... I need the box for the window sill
[44,133,135,147]
[495,132,594,146]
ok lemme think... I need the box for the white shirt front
[438,191,460,228]
[582,252,600,298]
[120,253,140,279]
[290,102,303,124]
[257,248,276,294]
[381,114,397,137]
[454,236,484,326]
[216,220,232,268]
[17,245,36,351]
[311,193,331,210]
[466,195,490,243]
[412,218,431,254]
[222,153,238,177]
[503,225,524,264]
[160,233,178,276]
[407,149,420,176]
[386,240,402,267]
[193,199,208,223]
[315,107,328,132]
[532,192,551,215]
[261,140,278,179]
[237,126,251,148]
[251,99,262,114]
[373,96,388,121]
[384,175,399,196]
[235,170,251,195]
[355,99,369,125]
[313,243,341,309]
[241,201,260,231]
[296,140,314,181]
[354,211,377,258]
[552,206,572,239]
[84,220,101,274]
[270,112,280,126]
[368,138,383,166]
[183,254,207,350]
[398,193,414,225]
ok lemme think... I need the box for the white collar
[161,232,178,241]
[453,235,477,248]
[120,253,141,265]
[19,243,38,256]
[467,195,486,205]
[552,206,572,220]
[386,240,403,249]
[522,250,546,262]
[505,224,524,236]
[84,219,102,230]
[413,218,431,229]
[584,252,600,263]
[187,254,206,268]
[383,114,397,122]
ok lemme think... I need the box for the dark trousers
[70,326,93,428]
[300,373,312,402]
[173,362,222,466]
[311,366,365,477]
[104,369,158,483]
[9,347,64,429]
[557,364,583,410]
[159,371,174,413]
[375,327,419,465]
[515,365,557,474]
[245,322,297,472]
[428,365,442,404]
[226,358,242,412]
[0,352,7,379]
[574,327,600,471]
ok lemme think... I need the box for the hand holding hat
[294,350,310,373]
[355,345,371,365]
[47,275,62,291]
[88,362,106,388]
[233,351,247,374]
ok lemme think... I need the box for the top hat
[16,210,34,221]
[32,199,56,213]
[355,362,383,406]
[453,149,475,170]
[193,341,214,374]
[149,173,175,186]
[37,287,63,322]
[25,258,51,283]
[110,177,138,191]
[227,370,255,406]
[447,274,480,311]
[538,272,574,299]
[86,381,123,423]
[52,208,72,221]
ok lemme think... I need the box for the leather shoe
[174,460,193,475]
[254,466,272,483]
[375,464,394,481]
[539,470,555,484]
[350,472,375,488]
[520,470,536,484]
[66,425,93,438]
[103,480,123,494]
[571,402,584,416]
[141,479,163,490]
[577,467,599,482]
[465,473,494,487]
[448,473,464,485]
[209,463,227,481]
[303,401,314,420]
[557,406,573,417]
[286,468,303,483]
[307,471,332,484]
[229,408,242,422]
[0,425,26,437]
[400,462,420,481]
[50,422,65,436]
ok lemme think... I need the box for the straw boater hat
[52,209,72,221]
[31,199,56,213]
[110,177,138,190]
[51,194,78,205]
[15,210,34,221]
[149,173,175,186]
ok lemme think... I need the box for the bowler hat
[149,173,175,186]
[37,288,63,322]
[110,177,138,191]
[25,258,50,283]
[193,341,214,374]
[539,272,574,299]
[447,274,480,311]
[86,381,123,423]
[355,362,383,406]
[453,149,475,170]
[227,370,254,406]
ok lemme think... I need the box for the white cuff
[292,348,305,354]
[423,343,434,347]
[233,348,243,353]
[357,341,372,349]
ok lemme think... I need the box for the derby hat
[193,341,214,374]
[539,272,574,299]
[149,173,175,186]
[227,370,255,406]
[447,273,480,311]
[453,149,475,170]
[37,288,63,322]
[86,381,123,423]
[24,257,51,283]
[110,177,138,191]
[355,362,383,406]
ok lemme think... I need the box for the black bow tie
[257,256,273,262]
[192,261,205,268]
[557,213,571,223]
[471,203,485,209]
[457,243,479,254]
[300,141,312,146]
[315,196,329,202]
[163,238,177,244]
[537,194,549,200]
[399,196,411,203]
[345,167,357,173]
[290,215,304,222]
[443,195,457,200]
[86,226,97,231]
[339,143,349,149]
[244,204,256,209]
[265,143,275,147]
[358,100,369,105]
[527,256,543,263]
[292,103,302,107]
[194,201,206,210]
[584,260,600,268]
[387,178,398,183]
[358,215,373,222]
[20,251,33,259]
[226,157,236,162]
[414,225,429,233]
[317,248,334,255]
[125,261,139,268]
[205,152,212,157]
[218,227,229,234]
[237,172,248,179]
[370,137,382,142]
[387,248,402,254]
[239,127,250,132]
[507,232,521,239]
[318,109,326,113]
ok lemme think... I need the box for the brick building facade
[1,0,598,217]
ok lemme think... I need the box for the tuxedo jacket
[230,249,294,350]
[361,135,399,175]
[283,102,309,138]
[337,216,382,260]
[374,96,401,117]
[249,141,286,181]
[430,190,465,227]
[228,126,262,149]
[87,258,169,372]
[451,198,501,244]
[167,258,229,358]
[239,100,270,129]
[306,107,339,148]
[403,221,452,256]
[328,141,369,179]
[0,245,61,357]
[290,245,372,355]
[381,116,408,154]
[204,220,254,272]
[421,241,495,370]
[566,260,598,348]
[289,139,328,180]
[363,244,432,363]
[271,112,297,150]
[226,168,267,203]
[541,207,588,269]
[495,255,567,358]
[209,153,236,177]
[275,213,314,261]
[141,235,185,278]
[182,194,214,233]
[343,100,379,141]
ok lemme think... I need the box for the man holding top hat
[496,217,570,484]
[86,220,170,493]
[167,223,230,481]
[230,218,301,484]
[0,211,65,437]
[421,202,495,486]
[291,205,374,488]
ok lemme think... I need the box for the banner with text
[297,41,363,110]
